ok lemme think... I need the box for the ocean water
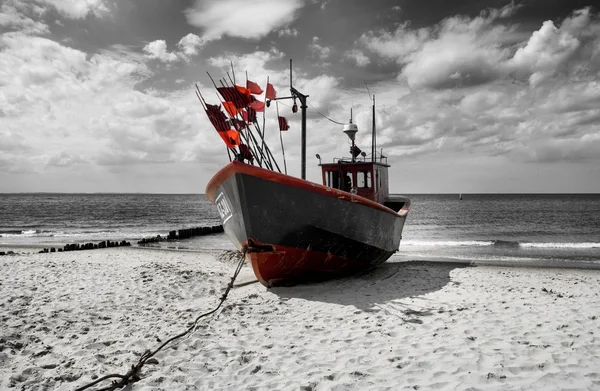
[1,193,599,265]
[0,194,226,248]
[397,194,600,265]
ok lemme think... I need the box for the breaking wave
[402,240,600,249]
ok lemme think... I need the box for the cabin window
[326,170,339,188]
[344,171,353,191]
[356,171,372,188]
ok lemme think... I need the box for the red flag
[235,85,252,102]
[278,116,289,131]
[266,82,276,100]
[217,129,240,148]
[238,143,254,163]
[241,108,257,123]
[205,104,229,132]
[246,79,262,95]
[222,101,237,117]
[231,118,246,131]
[248,100,265,112]
[217,86,252,109]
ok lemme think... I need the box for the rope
[307,101,345,125]
[74,248,248,391]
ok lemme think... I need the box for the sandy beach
[1,247,599,390]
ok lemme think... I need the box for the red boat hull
[206,161,410,286]
[244,241,376,287]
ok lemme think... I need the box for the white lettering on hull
[215,192,233,225]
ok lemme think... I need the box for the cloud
[38,0,109,19]
[506,9,600,86]
[498,1,522,18]
[360,6,600,90]
[0,2,49,35]
[143,34,207,63]
[207,48,285,80]
[524,136,600,163]
[0,0,111,36]
[143,40,179,62]
[345,49,370,67]
[0,32,223,180]
[185,0,303,40]
[309,36,331,60]
[177,33,206,56]
[278,27,298,37]
[360,23,430,61]
[46,151,86,167]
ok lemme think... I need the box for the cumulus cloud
[185,0,303,40]
[143,33,206,62]
[345,49,370,67]
[360,24,430,61]
[207,48,285,79]
[0,2,49,35]
[360,6,600,90]
[278,27,298,37]
[0,0,111,37]
[0,32,222,183]
[309,36,331,60]
[143,40,179,62]
[177,33,206,56]
[38,0,109,19]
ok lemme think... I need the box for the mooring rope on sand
[74,248,248,391]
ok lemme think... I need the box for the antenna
[364,81,376,162]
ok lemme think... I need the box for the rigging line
[364,81,373,102]
[306,101,345,125]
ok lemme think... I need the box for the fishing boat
[200,62,410,286]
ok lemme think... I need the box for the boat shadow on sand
[271,260,467,314]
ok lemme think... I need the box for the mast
[350,108,355,163]
[287,60,308,179]
[372,95,376,162]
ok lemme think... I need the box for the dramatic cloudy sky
[1,0,599,193]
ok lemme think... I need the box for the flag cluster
[202,78,291,161]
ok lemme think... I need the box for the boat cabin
[319,159,389,203]
[317,121,405,212]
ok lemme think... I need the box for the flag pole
[276,102,287,175]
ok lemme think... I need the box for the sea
[1,193,599,266]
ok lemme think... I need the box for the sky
[1,0,599,193]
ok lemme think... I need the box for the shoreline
[1,247,600,390]
[3,242,599,272]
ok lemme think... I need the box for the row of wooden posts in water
[23,225,225,254]
[137,225,224,244]
[37,240,132,253]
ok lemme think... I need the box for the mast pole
[301,94,307,179]
[372,94,376,162]
[288,59,308,180]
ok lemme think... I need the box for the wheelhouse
[319,158,389,204]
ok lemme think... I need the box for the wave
[402,240,494,247]
[402,240,600,249]
[520,242,600,249]
[0,229,61,237]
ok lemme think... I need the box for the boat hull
[206,162,409,286]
